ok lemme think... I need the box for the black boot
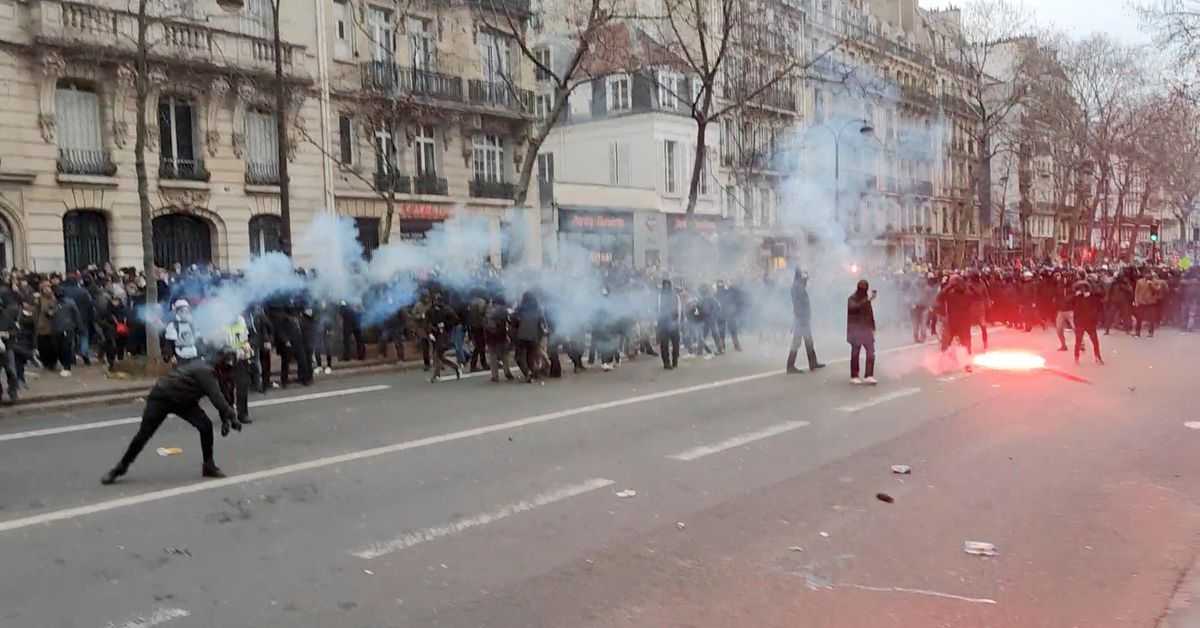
[100,466,126,485]
[202,463,226,479]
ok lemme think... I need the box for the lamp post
[815,118,875,225]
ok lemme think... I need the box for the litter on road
[819,531,830,538]
[876,492,895,503]
[963,541,999,557]
[615,490,638,498]
[676,522,686,530]
[1184,422,1200,430]
[155,447,182,456]
[163,546,191,557]
[363,569,374,575]
[788,546,805,552]
[891,465,912,474]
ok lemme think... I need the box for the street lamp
[814,118,874,225]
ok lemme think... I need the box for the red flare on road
[972,350,1047,372]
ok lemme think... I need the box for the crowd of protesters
[1,256,1197,407]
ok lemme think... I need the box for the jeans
[451,325,468,365]
[1055,311,1074,348]
[849,339,875,378]
[77,329,91,364]
[1074,325,1101,361]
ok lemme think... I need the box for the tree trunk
[381,188,394,246]
[512,85,569,208]
[684,119,707,220]
[135,0,162,368]
[272,0,292,256]
[1125,183,1153,259]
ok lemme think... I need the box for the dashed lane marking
[837,387,922,413]
[667,421,811,461]
[350,478,614,559]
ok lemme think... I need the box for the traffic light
[1150,222,1160,243]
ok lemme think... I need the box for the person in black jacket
[60,273,94,365]
[100,352,242,484]
[716,280,743,352]
[513,291,544,383]
[935,275,975,356]
[428,294,461,383]
[847,279,877,385]
[1071,273,1104,365]
[657,279,682,370]
[787,269,825,374]
[0,291,19,402]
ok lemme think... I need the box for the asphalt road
[1,325,1198,628]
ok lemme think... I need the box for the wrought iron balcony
[245,161,279,185]
[159,157,210,182]
[360,63,463,101]
[470,178,515,200]
[467,79,533,114]
[57,148,116,176]
[374,171,412,194]
[412,174,448,196]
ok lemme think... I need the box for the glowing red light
[849,263,860,275]
[972,350,1046,371]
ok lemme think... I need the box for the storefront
[396,202,452,240]
[666,214,732,271]
[557,208,635,267]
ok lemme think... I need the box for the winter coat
[515,302,544,343]
[1071,280,1102,329]
[657,291,683,331]
[936,284,975,330]
[60,281,94,331]
[484,303,511,346]
[1134,278,1160,307]
[51,296,82,335]
[847,293,876,344]
[791,281,813,336]
[147,360,236,420]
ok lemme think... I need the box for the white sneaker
[601,363,613,371]
[703,354,714,361]
[59,369,71,377]
[324,367,333,375]
[850,377,863,385]
[864,376,878,385]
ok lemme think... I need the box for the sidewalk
[1,350,425,417]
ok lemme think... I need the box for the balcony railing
[374,171,412,194]
[470,178,515,200]
[412,174,448,196]
[360,63,463,101]
[463,0,531,15]
[45,1,304,78]
[159,158,209,182]
[900,84,936,108]
[57,148,116,176]
[467,79,533,114]
[245,161,280,185]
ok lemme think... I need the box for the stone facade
[0,0,539,272]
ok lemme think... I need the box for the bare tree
[927,0,1034,242]
[645,0,846,219]
[479,0,625,208]
[1138,0,1200,68]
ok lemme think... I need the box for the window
[535,93,553,120]
[245,110,279,183]
[55,81,103,172]
[333,0,352,58]
[607,74,631,112]
[534,47,552,81]
[355,217,381,259]
[658,70,683,110]
[368,7,393,62]
[537,153,554,183]
[473,135,503,183]
[724,187,737,218]
[759,187,771,225]
[338,114,354,166]
[243,0,273,38]
[608,141,631,185]
[407,17,435,71]
[664,140,678,194]
[743,188,755,225]
[158,96,197,178]
[374,126,397,173]
[415,125,437,177]
[696,146,709,195]
[478,31,511,83]
[62,210,110,271]
[249,214,283,257]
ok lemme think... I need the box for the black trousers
[115,398,214,471]
[718,318,741,350]
[341,324,366,361]
[514,339,539,379]
[1074,325,1101,360]
[257,346,271,391]
[469,326,489,370]
[657,328,680,368]
[940,324,973,354]
[232,360,251,421]
[850,339,876,378]
[1134,304,1159,336]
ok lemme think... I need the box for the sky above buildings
[920,0,1151,45]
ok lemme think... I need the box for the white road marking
[103,607,190,628]
[842,583,997,605]
[0,338,940,534]
[0,385,392,443]
[1185,421,1200,430]
[837,387,922,413]
[435,370,490,382]
[667,421,811,461]
[350,478,614,559]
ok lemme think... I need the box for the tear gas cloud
[166,61,946,349]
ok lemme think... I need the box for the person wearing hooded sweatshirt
[787,269,826,374]
[513,291,545,383]
[1071,272,1104,365]
[935,275,975,360]
[847,279,878,385]
[657,279,683,370]
[50,285,82,376]
[101,351,241,485]
[485,295,516,382]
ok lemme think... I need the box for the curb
[0,360,425,418]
